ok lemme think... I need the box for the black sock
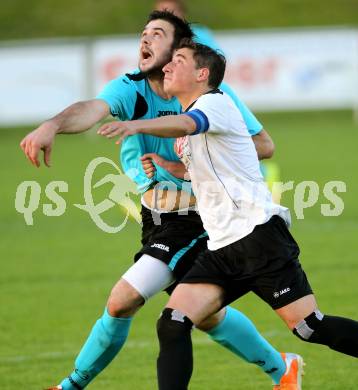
[157,308,194,390]
[293,310,358,357]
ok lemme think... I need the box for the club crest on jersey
[174,136,191,169]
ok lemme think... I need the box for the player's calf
[157,308,194,390]
[292,309,358,357]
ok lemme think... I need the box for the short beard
[141,63,165,80]
[140,49,173,80]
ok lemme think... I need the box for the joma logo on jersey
[151,243,170,252]
[157,110,178,117]
[273,287,291,298]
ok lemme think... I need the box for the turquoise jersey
[97,71,182,194]
[97,70,262,194]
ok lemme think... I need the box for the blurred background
[1,1,358,389]
[1,0,358,124]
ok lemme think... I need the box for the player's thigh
[135,207,207,281]
[108,255,175,316]
[166,282,225,325]
[275,294,318,330]
[122,254,175,301]
[250,216,314,315]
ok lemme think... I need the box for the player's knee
[157,308,193,344]
[107,282,145,317]
[292,309,324,342]
[107,297,144,317]
[294,310,358,357]
[196,308,226,332]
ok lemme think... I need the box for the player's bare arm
[141,153,187,179]
[141,129,273,180]
[97,114,196,143]
[100,118,273,181]
[252,128,275,159]
[20,99,110,168]
[140,129,274,182]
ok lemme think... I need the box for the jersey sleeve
[96,75,137,120]
[220,82,263,135]
[185,93,233,135]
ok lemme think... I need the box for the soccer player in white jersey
[20,11,300,390]
[99,39,358,389]
[154,0,282,201]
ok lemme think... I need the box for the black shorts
[181,216,313,309]
[134,206,208,292]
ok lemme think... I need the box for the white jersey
[175,90,290,251]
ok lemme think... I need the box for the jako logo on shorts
[273,287,291,298]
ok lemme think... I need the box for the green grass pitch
[0,109,357,389]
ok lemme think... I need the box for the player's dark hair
[147,10,193,51]
[177,39,226,89]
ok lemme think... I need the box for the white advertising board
[0,28,357,126]
[92,37,139,95]
[92,29,358,111]
[217,29,358,110]
[0,43,87,125]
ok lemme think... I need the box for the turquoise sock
[207,306,285,384]
[61,308,132,389]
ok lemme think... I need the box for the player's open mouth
[141,49,153,62]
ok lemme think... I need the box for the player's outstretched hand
[97,121,137,144]
[20,123,57,168]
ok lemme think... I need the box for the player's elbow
[254,129,275,160]
[263,140,275,159]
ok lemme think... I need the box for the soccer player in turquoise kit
[20,11,298,390]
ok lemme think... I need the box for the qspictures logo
[15,156,347,233]
[15,157,141,233]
